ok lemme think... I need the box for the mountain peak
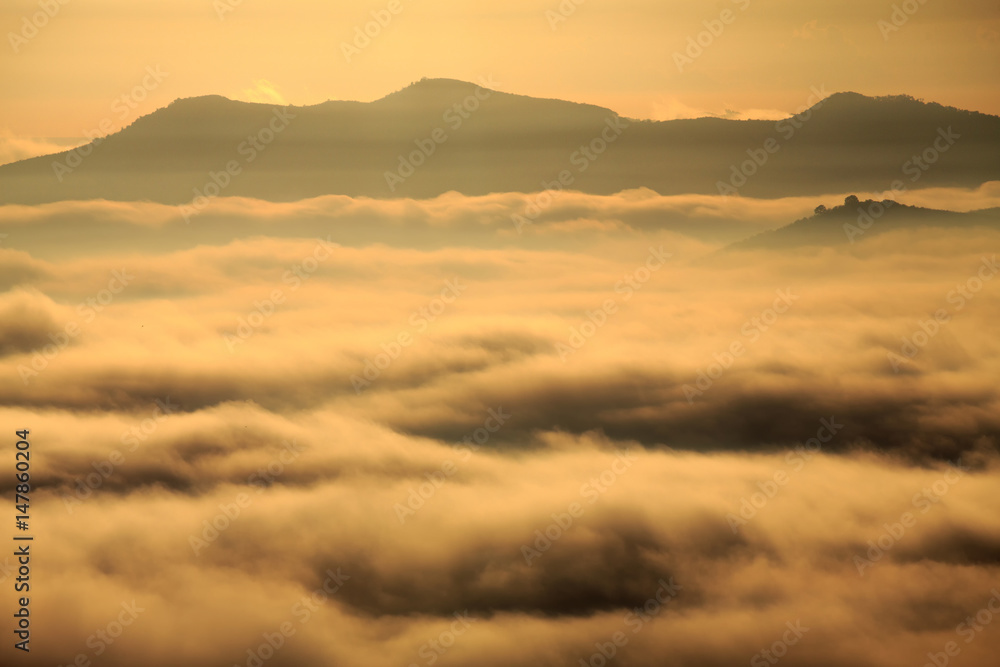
[374,78,496,104]
[804,90,993,123]
[165,94,243,110]
[812,195,911,217]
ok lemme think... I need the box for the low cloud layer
[1,189,998,666]
[2,182,999,261]
[4,410,1000,667]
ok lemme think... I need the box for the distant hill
[0,80,998,204]
[728,196,1000,250]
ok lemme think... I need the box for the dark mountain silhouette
[0,79,998,204]
[727,196,1000,250]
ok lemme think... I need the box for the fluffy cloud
[1,190,998,666]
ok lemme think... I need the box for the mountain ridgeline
[728,196,1000,250]
[1,79,998,205]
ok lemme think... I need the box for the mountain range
[1,78,998,205]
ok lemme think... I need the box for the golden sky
[0,0,998,142]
